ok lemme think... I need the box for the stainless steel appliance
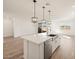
[44,39,52,59]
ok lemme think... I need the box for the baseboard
[3,36,14,38]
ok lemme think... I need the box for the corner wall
[3,12,13,37]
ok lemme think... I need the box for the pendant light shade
[32,17,38,23]
[32,0,38,23]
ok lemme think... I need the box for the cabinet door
[55,37,60,46]
[52,39,56,53]
[52,37,60,53]
[28,41,44,59]
[28,41,39,59]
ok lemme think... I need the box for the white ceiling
[3,0,75,21]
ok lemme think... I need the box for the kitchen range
[21,33,60,59]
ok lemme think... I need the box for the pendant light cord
[43,6,45,20]
[48,10,51,20]
[34,2,36,17]
[33,0,36,17]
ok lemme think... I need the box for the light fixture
[32,0,38,23]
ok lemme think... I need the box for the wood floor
[3,37,24,59]
[3,35,75,59]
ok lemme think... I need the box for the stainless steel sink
[48,34,57,37]
[48,34,58,40]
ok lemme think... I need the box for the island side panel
[39,43,44,59]
[28,41,39,59]
[24,39,28,59]
[24,39,44,59]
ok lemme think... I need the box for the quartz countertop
[20,33,53,44]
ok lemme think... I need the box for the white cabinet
[24,40,44,59]
[52,37,60,53]
[24,36,60,59]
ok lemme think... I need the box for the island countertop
[20,33,53,44]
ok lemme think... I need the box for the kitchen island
[20,33,60,59]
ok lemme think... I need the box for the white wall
[50,19,75,35]
[13,15,38,37]
[3,12,38,37]
[3,12,74,37]
[3,13,13,37]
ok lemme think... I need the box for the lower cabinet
[52,37,60,53]
[24,37,60,59]
[24,40,44,59]
[44,39,53,59]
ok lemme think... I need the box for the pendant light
[32,0,38,23]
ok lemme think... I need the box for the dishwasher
[44,38,53,59]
